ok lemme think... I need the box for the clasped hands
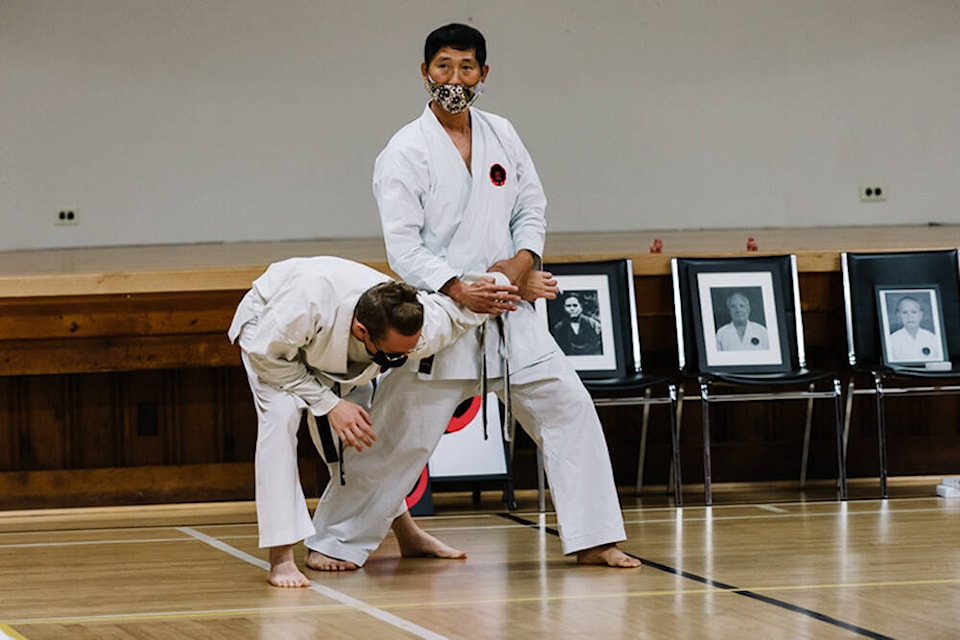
[444,252,559,314]
[488,252,558,304]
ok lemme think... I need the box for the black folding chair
[536,258,681,507]
[841,249,960,498]
[672,255,847,505]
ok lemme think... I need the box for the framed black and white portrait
[695,270,788,371]
[536,260,637,378]
[876,285,948,366]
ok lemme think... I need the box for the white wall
[2,1,958,251]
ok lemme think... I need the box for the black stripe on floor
[497,512,894,640]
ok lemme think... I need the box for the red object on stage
[746,236,759,252]
[649,238,663,254]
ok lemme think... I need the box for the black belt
[480,316,513,442]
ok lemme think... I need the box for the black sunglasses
[371,336,408,363]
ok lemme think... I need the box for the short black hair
[355,281,423,340]
[424,23,486,67]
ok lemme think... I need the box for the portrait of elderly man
[715,290,770,351]
[886,294,943,362]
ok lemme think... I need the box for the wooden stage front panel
[1,226,959,508]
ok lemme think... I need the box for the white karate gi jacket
[373,105,559,379]
[888,326,942,362]
[716,321,770,351]
[228,256,484,412]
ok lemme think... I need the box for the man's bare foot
[267,545,312,587]
[392,511,467,559]
[576,543,642,568]
[305,549,359,571]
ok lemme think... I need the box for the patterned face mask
[424,76,484,114]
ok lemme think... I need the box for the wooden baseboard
[0,462,255,510]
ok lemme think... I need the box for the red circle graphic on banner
[446,396,481,433]
[405,466,430,509]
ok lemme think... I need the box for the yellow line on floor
[0,624,29,640]
[5,576,958,627]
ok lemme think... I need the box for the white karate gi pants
[305,350,626,565]
[240,348,375,549]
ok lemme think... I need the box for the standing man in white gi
[229,256,519,586]
[364,23,639,568]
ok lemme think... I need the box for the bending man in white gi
[229,256,519,586]
[307,23,639,569]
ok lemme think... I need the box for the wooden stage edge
[1,224,958,297]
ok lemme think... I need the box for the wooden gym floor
[1,480,958,640]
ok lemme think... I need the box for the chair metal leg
[700,380,713,506]
[536,447,546,513]
[874,373,889,499]
[669,389,685,498]
[675,387,685,431]
[799,383,814,488]
[668,385,682,506]
[832,377,848,500]
[843,377,855,462]
[635,389,653,494]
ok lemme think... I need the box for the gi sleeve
[503,119,547,263]
[408,292,488,358]
[241,290,341,416]
[373,147,460,292]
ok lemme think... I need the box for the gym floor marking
[3,498,953,638]
[501,512,896,640]
[178,526,450,640]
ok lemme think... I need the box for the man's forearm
[440,276,466,303]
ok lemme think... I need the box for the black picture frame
[686,263,793,374]
[876,285,948,367]
[537,260,637,379]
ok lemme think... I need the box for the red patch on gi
[489,163,507,186]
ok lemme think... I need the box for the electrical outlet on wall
[859,185,886,203]
[55,209,79,225]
